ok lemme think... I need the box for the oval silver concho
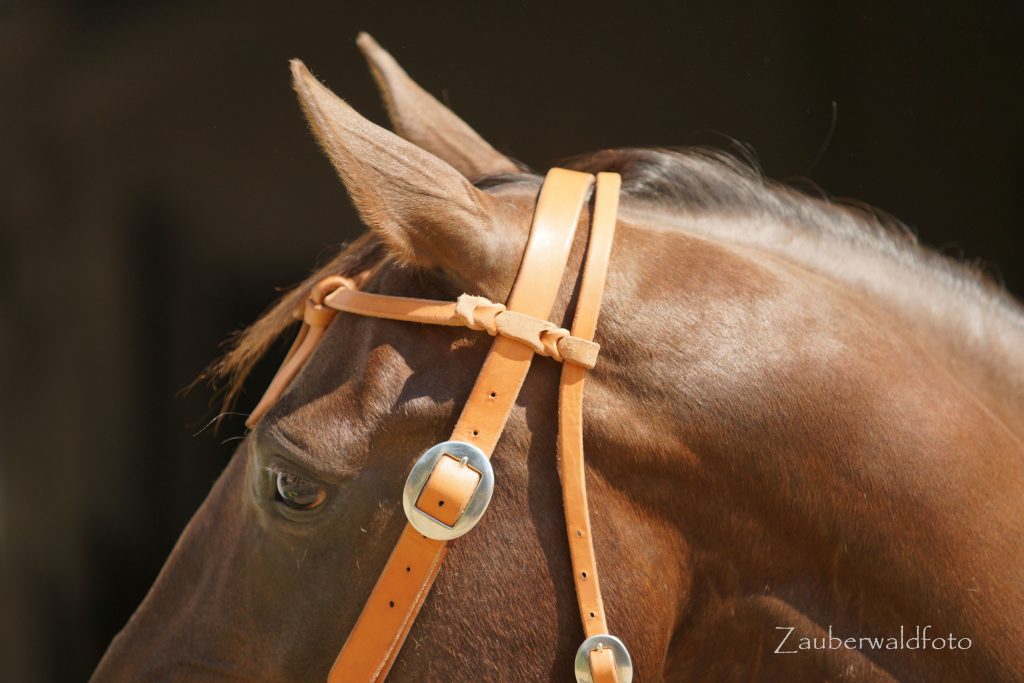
[402,440,494,541]
[574,634,633,683]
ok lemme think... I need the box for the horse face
[91,269,510,680]
[89,46,746,681]
[90,51,574,681]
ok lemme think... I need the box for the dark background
[2,1,1021,680]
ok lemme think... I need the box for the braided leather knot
[493,311,566,358]
[455,294,506,335]
[453,295,600,368]
[311,275,356,305]
[539,326,570,362]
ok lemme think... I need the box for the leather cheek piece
[558,172,621,649]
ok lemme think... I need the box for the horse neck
[623,205,1024,441]
[593,215,1024,673]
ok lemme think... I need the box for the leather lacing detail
[318,281,601,369]
[454,294,506,334]
[455,294,594,367]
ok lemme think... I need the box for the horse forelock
[200,232,391,415]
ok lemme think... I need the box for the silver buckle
[574,634,633,683]
[402,440,494,541]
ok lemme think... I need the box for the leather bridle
[247,168,632,682]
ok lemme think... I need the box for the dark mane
[564,147,1023,319]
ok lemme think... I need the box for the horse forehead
[270,314,474,470]
[266,339,410,456]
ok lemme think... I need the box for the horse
[92,33,1024,682]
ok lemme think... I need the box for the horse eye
[274,471,326,511]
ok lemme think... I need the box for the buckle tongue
[402,441,494,541]
[574,634,633,683]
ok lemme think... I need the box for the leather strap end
[557,336,600,369]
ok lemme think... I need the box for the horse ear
[355,33,520,180]
[291,59,512,293]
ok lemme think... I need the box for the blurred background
[1,1,1021,680]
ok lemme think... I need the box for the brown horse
[92,34,1024,682]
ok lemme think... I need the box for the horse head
[92,34,1024,682]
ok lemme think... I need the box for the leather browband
[247,169,628,682]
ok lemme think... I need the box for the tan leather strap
[327,168,595,682]
[323,290,601,368]
[560,173,622,682]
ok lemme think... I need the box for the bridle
[247,169,632,683]
[249,169,628,682]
